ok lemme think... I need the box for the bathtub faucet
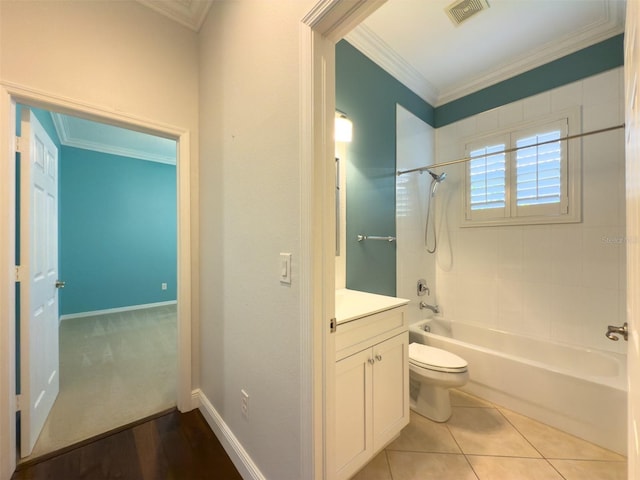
[419,302,440,314]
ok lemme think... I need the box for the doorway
[302,2,638,480]
[0,84,193,476]
[16,105,179,459]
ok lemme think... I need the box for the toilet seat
[409,343,468,373]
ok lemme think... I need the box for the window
[464,109,581,226]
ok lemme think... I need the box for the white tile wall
[395,105,437,325]
[430,67,626,354]
[335,142,348,289]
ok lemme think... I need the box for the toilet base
[410,380,452,422]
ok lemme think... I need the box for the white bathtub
[409,318,627,454]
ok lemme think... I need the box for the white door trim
[300,2,386,479]
[0,81,192,477]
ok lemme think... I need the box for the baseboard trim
[59,301,177,321]
[192,389,266,480]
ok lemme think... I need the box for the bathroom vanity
[334,289,410,480]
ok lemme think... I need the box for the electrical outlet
[241,389,249,419]
[161,282,167,290]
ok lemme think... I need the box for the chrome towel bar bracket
[357,235,396,242]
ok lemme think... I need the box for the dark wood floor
[12,409,243,480]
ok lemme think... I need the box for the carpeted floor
[22,304,177,461]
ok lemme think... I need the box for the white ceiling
[51,113,177,165]
[63,0,625,158]
[347,0,626,106]
[135,0,213,31]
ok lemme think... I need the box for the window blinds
[469,143,506,211]
[515,130,562,207]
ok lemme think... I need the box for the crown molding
[349,0,624,107]
[345,25,439,106]
[52,113,176,165]
[135,0,213,32]
[437,0,626,105]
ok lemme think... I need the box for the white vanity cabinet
[334,296,409,480]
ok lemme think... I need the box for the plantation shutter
[469,143,506,211]
[515,131,562,206]
[463,110,579,226]
[512,118,569,218]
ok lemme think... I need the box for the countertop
[335,288,409,324]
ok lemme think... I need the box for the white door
[626,1,640,477]
[19,108,60,457]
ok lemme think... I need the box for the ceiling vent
[445,0,490,26]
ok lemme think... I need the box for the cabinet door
[372,332,409,451]
[335,348,372,480]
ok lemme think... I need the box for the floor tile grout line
[462,453,563,460]
[449,402,560,478]
[495,407,547,459]
[461,453,481,480]
[378,391,627,480]
[544,457,628,463]
[495,405,627,462]
[444,408,466,456]
[386,448,478,456]
[383,449,395,480]
[546,458,569,480]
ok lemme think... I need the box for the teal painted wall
[336,40,434,296]
[436,34,625,127]
[59,147,177,315]
[337,34,624,296]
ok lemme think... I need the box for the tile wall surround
[421,67,627,354]
[395,105,437,325]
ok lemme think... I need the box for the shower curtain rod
[396,123,625,177]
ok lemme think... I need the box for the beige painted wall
[2,1,321,478]
[198,1,315,478]
[0,0,200,385]
[1,1,199,129]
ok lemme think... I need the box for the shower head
[427,169,446,197]
[428,170,446,183]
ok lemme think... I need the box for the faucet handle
[417,279,429,296]
[606,322,628,341]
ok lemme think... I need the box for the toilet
[408,342,469,422]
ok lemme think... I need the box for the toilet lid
[409,343,468,372]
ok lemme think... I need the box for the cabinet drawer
[335,306,407,361]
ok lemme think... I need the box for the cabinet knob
[368,358,375,365]
[375,354,382,362]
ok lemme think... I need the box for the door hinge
[15,265,22,283]
[329,317,337,333]
[15,135,21,154]
[16,394,22,412]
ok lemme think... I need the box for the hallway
[12,409,241,480]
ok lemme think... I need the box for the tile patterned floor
[352,390,627,480]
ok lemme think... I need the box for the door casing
[300,2,387,478]
[0,81,192,476]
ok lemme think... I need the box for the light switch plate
[280,253,292,284]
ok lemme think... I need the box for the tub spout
[419,302,439,314]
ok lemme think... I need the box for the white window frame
[463,107,582,227]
